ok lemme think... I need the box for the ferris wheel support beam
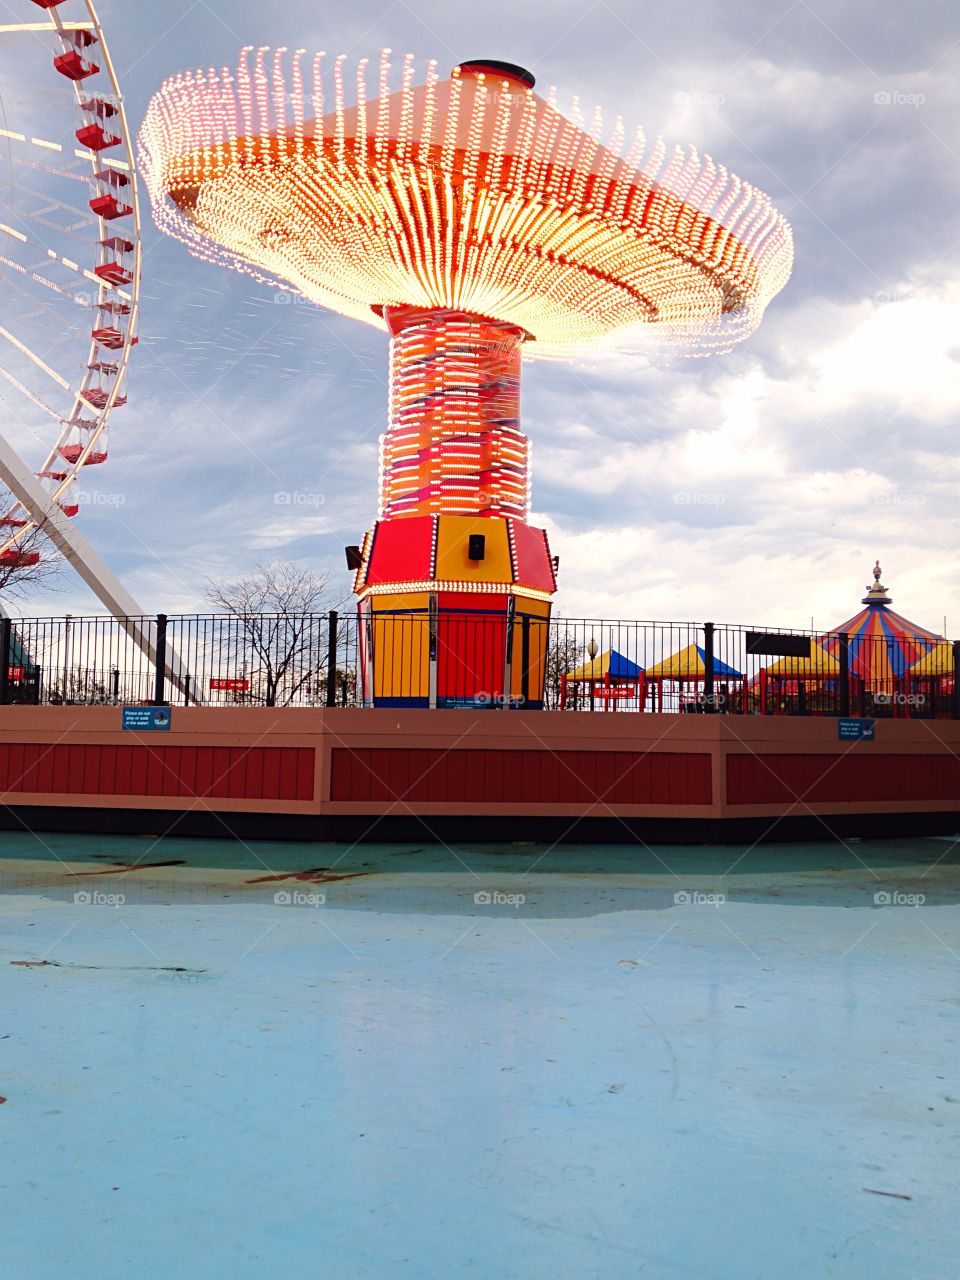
[0,430,195,701]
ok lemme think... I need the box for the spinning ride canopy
[139,48,793,710]
[821,562,940,689]
[138,49,793,357]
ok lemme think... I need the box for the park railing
[1,610,958,719]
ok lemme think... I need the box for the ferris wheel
[0,0,140,590]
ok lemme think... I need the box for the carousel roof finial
[862,559,892,606]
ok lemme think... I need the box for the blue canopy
[566,648,644,682]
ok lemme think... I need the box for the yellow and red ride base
[352,306,556,707]
[353,513,555,708]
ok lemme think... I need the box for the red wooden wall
[727,753,960,805]
[0,743,315,801]
[330,747,713,805]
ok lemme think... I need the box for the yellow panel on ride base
[434,516,512,587]
[370,593,430,703]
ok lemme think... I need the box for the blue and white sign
[122,706,172,731]
[838,718,874,741]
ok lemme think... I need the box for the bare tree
[543,618,586,710]
[0,488,62,602]
[205,560,347,706]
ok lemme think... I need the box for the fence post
[503,596,516,707]
[953,640,960,721]
[111,667,120,705]
[183,674,191,707]
[520,616,531,709]
[0,616,10,706]
[428,596,438,710]
[838,631,850,717]
[702,622,715,712]
[153,614,167,706]
[326,610,338,708]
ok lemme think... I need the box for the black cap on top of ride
[454,60,536,89]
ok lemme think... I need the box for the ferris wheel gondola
[0,0,139,571]
[0,2,195,698]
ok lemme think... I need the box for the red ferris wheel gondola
[0,0,141,571]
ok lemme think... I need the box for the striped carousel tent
[820,561,940,689]
[907,641,954,678]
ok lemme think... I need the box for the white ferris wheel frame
[0,0,140,554]
[0,3,193,697]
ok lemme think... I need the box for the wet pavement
[1,831,958,1279]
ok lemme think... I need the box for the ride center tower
[139,50,792,707]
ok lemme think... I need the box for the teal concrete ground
[1,832,958,1279]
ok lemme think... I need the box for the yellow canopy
[645,643,742,680]
[907,641,954,677]
[565,649,643,682]
[765,643,840,678]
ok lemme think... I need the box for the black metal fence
[1,611,958,719]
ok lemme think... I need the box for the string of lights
[139,49,793,358]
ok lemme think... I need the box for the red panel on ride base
[436,592,508,612]
[726,753,960,805]
[436,610,508,705]
[509,520,556,592]
[0,744,315,801]
[330,747,712,806]
[363,516,434,585]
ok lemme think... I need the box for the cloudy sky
[3,0,959,632]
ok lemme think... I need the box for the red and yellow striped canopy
[820,591,939,690]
